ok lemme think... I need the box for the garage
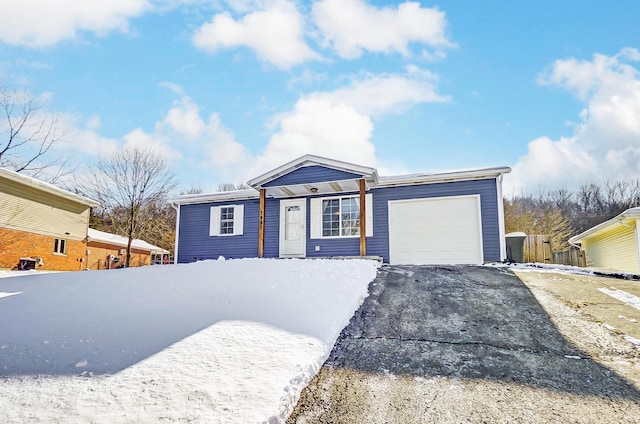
[388,195,484,265]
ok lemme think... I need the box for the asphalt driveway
[288,265,640,423]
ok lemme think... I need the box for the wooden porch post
[258,188,266,258]
[359,179,366,256]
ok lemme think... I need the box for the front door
[279,199,306,257]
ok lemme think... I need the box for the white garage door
[388,195,483,265]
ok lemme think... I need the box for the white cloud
[131,95,250,176]
[66,95,249,181]
[506,48,640,195]
[309,65,450,117]
[192,0,320,69]
[249,98,374,176]
[312,0,453,59]
[250,66,449,177]
[0,0,149,47]
[37,113,118,158]
[287,69,328,89]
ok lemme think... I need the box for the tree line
[505,180,640,252]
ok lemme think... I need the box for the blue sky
[1,1,639,194]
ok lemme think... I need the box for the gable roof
[170,155,511,205]
[87,228,168,253]
[0,167,100,207]
[247,154,378,188]
[569,207,640,244]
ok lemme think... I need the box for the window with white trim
[219,207,235,235]
[210,204,244,236]
[310,194,373,239]
[322,196,361,237]
[53,238,67,255]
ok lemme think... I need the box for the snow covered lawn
[0,258,379,423]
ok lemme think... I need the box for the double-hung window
[53,238,67,255]
[219,207,235,235]
[311,194,373,239]
[322,196,361,237]
[210,204,244,236]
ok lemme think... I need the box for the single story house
[172,155,511,265]
[0,167,100,271]
[86,228,170,270]
[569,207,640,274]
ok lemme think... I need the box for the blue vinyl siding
[306,194,360,257]
[177,199,260,262]
[367,179,500,262]
[263,198,280,258]
[263,166,363,187]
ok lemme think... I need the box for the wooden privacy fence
[551,249,586,267]
[522,235,586,267]
[523,235,552,264]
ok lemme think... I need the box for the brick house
[86,228,170,270]
[0,168,100,271]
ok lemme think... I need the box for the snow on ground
[598,287,640,311]
[0,258,379,423]
[0,269,48,278]
[487,261,640,281]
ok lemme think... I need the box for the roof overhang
[260,179,368,199]
[0,167,100,207]
[569,207,640,244]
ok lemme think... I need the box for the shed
[505,232,527,263]
[568,207,640,274]
[172,155,511,265]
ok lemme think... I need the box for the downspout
[170,201,180,264]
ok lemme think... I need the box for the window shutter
[234,204,244,235]
[209,206,220,236]
[365,193,373,237]
[310,198,322,239]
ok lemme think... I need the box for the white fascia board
[376,166,512,187]
[569,207,640,244]
[0,167,101,207]
[171,189,260,205]
[247,154,377,188]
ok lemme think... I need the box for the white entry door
[279,199,306,258]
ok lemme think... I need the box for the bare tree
[180,185,204,195]
[0,86,69,182]
[81,146,178,267]
[217,182,249,191]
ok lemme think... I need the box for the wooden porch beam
[359,178,366,256]
[258,188,266,258]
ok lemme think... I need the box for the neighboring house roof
[87,228,169,253]
[0,167,100,207]
[170,155,511,205]
[569,207,640,244]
